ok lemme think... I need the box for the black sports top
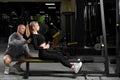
[31,34,46,50]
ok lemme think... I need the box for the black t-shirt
[31,34,46,50]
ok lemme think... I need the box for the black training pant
[39,49,72,68]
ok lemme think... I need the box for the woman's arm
[40,43,50,49]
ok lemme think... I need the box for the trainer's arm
[8,34,27,46]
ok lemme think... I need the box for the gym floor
[0,41,119,80]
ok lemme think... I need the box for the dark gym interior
[0,0,119,80]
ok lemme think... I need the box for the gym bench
[23,57,54,79]
[22,57,77,79]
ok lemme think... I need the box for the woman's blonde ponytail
[25,24,31,38]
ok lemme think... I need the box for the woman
[26,21,82,73]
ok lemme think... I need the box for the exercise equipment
[75,0,110,76]
[84,0,99,47]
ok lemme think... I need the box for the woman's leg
[39,50,72,68]
[39,50,82,73]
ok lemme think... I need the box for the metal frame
[116,0,120,76]
[79,0,119,77]
[74,0,112,76]
[99,0,109,75]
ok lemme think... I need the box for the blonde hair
[25,21,38,38]
[29,21,38,28]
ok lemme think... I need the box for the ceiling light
[48,7,56,9]
[45,3,55,5]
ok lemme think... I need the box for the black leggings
[39,49,72,68]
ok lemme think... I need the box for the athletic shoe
[13,64,24,72]
[73,62,82,73]
[4,67,10,75]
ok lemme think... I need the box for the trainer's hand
[26,38,31,43]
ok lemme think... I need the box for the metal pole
[99,0,109,75]
[116,0,120,76]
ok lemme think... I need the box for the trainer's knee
[3,55,11,64]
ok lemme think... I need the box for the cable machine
[75,0,110,76]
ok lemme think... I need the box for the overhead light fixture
[40,11,45,13]
[45,3,55,5]
[48,7,56,9]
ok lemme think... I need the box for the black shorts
[5,53,27,61]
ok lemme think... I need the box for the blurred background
[0,0,116,56]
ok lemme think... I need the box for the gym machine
[60,0,109,76]
[74,0,115,77]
